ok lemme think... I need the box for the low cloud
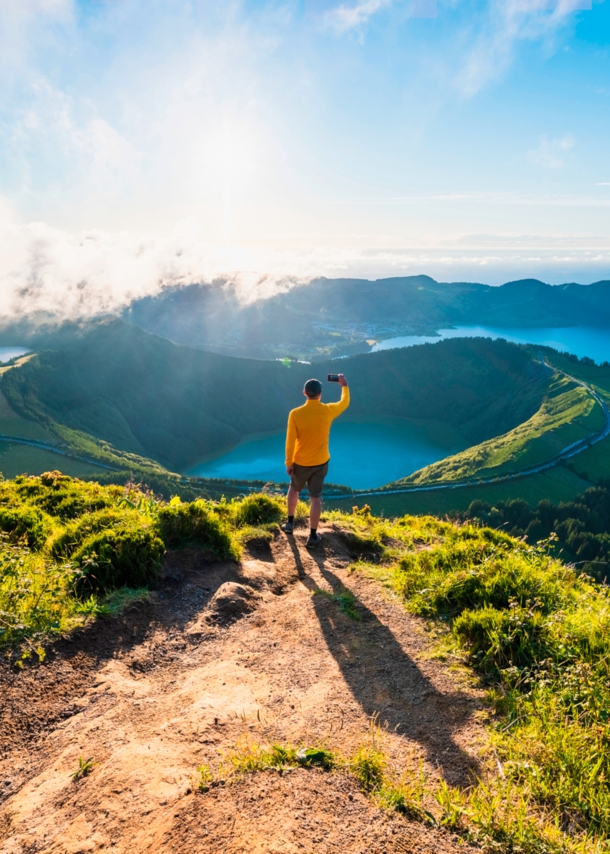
[0,215,306,322]
[1,208,609,325]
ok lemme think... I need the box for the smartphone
[327,374,340,382]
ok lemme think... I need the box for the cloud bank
[2,207,610,325]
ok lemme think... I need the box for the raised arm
[326,374,350,417]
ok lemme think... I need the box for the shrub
[72,521,164,595]
[0,505,53,549]
[229,493,283,527]
[50,508,130,558]
[157,500,237,559]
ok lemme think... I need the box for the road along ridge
[325,362,610,500]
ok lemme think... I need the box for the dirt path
[0,526,487,854]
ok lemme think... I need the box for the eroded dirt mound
[0,527,487,854]
[205,581,260,625]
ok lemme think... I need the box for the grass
[0,473,288,653]
[312,585,360,619]
[394,374,600,487]
[205,728,431,822]
[70,756,96,781]
[322,508,610,853]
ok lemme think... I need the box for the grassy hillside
[335,509,610,852]
[3,474,610,852]
[1,320,550,473]
[394,373,601,487]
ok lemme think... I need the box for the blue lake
[372,326,610,364]
[187,418,465,490]
[0,347,29,363]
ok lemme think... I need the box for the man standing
[282,374,350,549]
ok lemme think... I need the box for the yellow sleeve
[285,411,297,466]
[326,386,350,419]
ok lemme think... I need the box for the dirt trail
[0,526,487,854]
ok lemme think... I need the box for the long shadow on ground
[286,536,481,789]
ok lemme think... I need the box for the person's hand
[286,465,294,476]
[338,373,348,387]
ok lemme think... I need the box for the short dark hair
[304,378,323,398]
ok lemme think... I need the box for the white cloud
[0,213,308,322]
[456,0,586,97]
[1,206,609,324]
[526,134,575,169]
[324,0,395,32]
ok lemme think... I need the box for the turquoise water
[187,418,463,490]
[372,326,610,364]
[0,347,29,363]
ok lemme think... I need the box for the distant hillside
[1,319,550,473]
[123,276,610,359]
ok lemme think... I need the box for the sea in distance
[187,417,466,491]
[0,347,29,363]
[372,325,610,363]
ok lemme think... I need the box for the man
[282,373,350,549]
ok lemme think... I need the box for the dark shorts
[290,461,329,498]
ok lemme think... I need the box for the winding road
[0,435,119,471]
[325,362,610,500]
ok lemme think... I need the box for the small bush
[50,508,130,558]
[72,522,164,595]
[229,493,283,527]
[0,534,79,646]
[157,500,237,559]
[0,505,53,549]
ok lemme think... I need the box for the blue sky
[0,0,609,316]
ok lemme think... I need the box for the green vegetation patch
[396,374,600,487]
[0,533,81,649]
[0,472,285,650]
[336,508,610,852]
[457,484,610,583]
[157,498,238,559]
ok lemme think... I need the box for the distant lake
[187,417,465,490]
[0,347,29,363]
[372,326,610,364]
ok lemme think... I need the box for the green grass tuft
[313,586,360,620]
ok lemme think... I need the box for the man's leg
[281,484,300,534]
[309,496,321,530]
[287,485,299,516]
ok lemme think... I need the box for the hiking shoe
[306,532,322,550]
[281,520,294,534]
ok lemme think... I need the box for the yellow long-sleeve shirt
[285,387,350,467]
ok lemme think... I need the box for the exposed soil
[0,525,488,853]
